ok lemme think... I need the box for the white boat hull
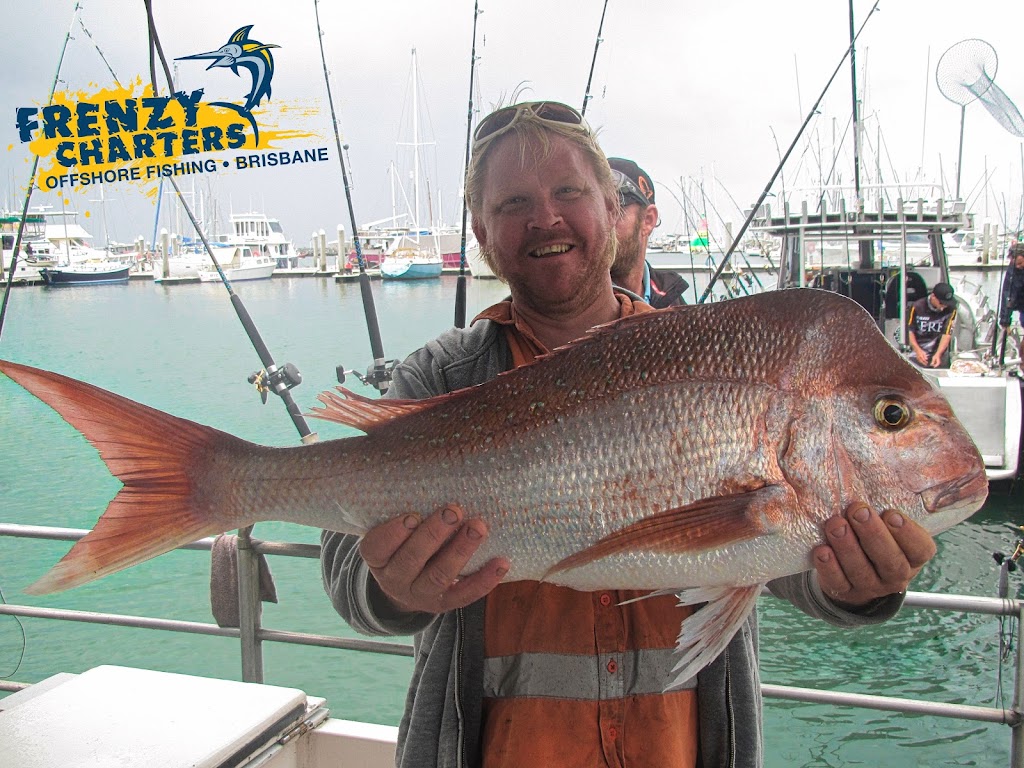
[198,261,275,282]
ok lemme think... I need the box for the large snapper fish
[0,289,987,684]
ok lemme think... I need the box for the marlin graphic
[176,25,280,144]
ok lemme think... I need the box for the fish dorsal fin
[544,487,778,579]
[307,387,441,432]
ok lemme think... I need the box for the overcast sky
[3,0,1023,247]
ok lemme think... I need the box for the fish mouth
[528,242,574,258]
[920,469,988,514]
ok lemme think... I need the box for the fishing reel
[336,360,398,395]
[993,525,1024,599]
[248,363,303,405]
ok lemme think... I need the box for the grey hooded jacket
[321,315,904,768]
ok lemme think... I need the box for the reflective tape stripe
[483,648,695,700]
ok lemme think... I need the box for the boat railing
[0,522,1021,765]
[753,197,971,239]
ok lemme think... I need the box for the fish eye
[873,397,912,430]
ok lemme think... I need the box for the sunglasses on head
[472,101,589,152]
[611,169,651,208]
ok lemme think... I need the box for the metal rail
[0,523,1021,764]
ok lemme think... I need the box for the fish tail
[0,359,252,595]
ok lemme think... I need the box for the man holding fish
[320,101,943,768]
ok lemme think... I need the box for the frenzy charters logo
[13,24,324,194]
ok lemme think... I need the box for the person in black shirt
[907,281,957,368]
[608,157,688,307]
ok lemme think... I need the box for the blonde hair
[466,106,619,277]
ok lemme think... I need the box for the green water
[0,275,1020,766]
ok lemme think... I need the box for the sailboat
[378,49,444,281]
[38,207,130,286]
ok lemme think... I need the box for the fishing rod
[0,1,82,341]
[454,0,482,329]
[580,0,609,116]
[700,0,881,304]
[312,0,394,393]
[143,0,314,442]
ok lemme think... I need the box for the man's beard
[610,213,644,282]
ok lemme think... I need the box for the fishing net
[936,38,1024,137]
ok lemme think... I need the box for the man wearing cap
[907,281,958,368]
[608,157,689,307]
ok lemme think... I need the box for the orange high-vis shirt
[476,295,699,767]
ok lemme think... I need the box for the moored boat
[227,212,299,269]
[197,244,275,282]
[379,247,443,280]
[1,211,57,284]
[39,260,131,286]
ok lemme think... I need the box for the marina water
[0,271,1019,766]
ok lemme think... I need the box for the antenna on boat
[699,0,880,304]
[580,0,610,116]
[454,0,483,329]
[312,0,394,392]
[142,0,315,442]
[0,0,82,340]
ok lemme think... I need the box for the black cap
[608,157,655,205]
[932,282,955,305]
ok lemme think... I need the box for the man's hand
[359,504,510,615]
[812,502,936,609]
[913,347,929,365]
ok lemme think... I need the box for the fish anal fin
[307,387,440,432]
[665,584,763,690]
[546,488,779,579]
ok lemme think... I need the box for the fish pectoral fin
[545,488,780,579]
[307,387,436,431]
[665,584,764,690]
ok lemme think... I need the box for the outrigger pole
[700,0,880,304]
[580,0,609,116]
[0,1,82,340]
[312,0,394,392]
[143,0,315,442]
[454,0,482,329]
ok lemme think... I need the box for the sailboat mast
[412,48,420,231]
[848,0,862,205]
[847,0,874,268]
